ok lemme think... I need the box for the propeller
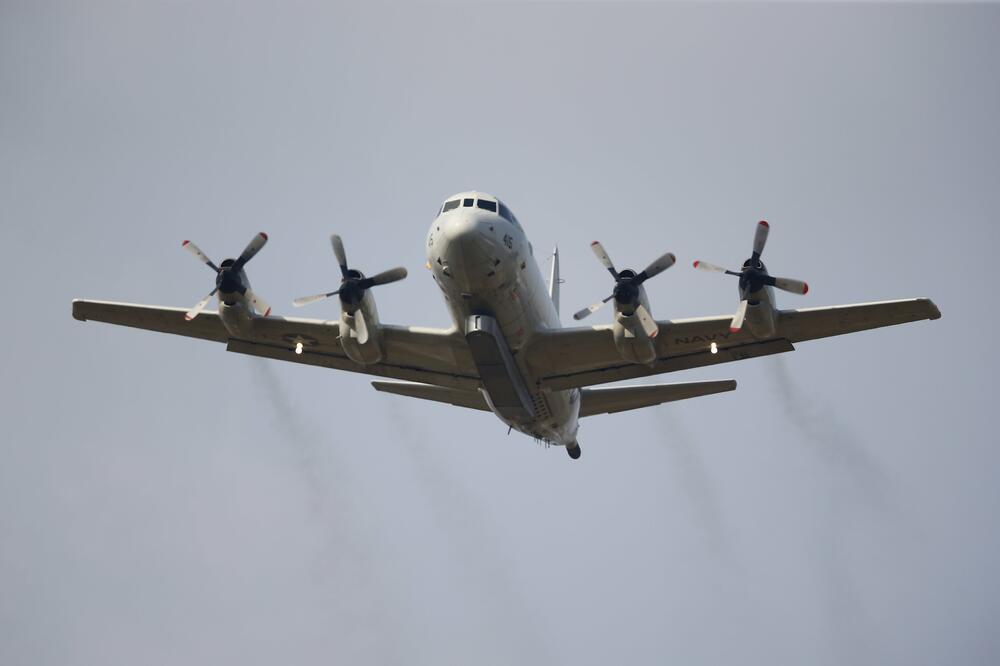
[181,232,271,320]
[573,241,675,337]
[692,220,808,332]
[292,234,408,308]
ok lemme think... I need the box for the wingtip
[729,327,741,334]
[802,283,809,295]
[758,220,769,228]
[925,299,942,320]
[259,232,268,240]
[693,260,700,268]
[71,299,87,321]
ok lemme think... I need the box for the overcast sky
[2,2,998,665]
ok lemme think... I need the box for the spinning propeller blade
[249,290,271,317]
[769,276,809,295]
[331,234,349,279]
[635,304,659,338]
[233,232,268,270]
[182,240,219,272]
[574,241,675,329]
[292,291,340,307]
[185,288,217,321]
[362,266,408,288]
[182,233,270,320]
[752,220,769,258]
[694,221,809,308]
[638,252,676,282]
[294,235,407,309]
[693,260,740,276]
[590,241,618,278]
[729,299,749,333]
[573,295,614,321]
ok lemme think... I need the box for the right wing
[72,299,480,390]
[527,298,940,390]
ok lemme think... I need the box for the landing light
[295,342,304,355]
[710,342,718,355]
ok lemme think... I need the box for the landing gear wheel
[566,443,581,460]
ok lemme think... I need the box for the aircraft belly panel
[465,314,535,424]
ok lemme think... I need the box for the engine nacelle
[612,312,657,365]
[744,301,778,339]
[612,286,657,365]
[219,300,256,339]
[218,269,256,338]
[339,291,383,365]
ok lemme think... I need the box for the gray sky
[2,2,998,665]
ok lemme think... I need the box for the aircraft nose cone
[436,212,500,292]
[441,212,490,243]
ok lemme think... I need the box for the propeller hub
[216,267,245,295]
[738,268,765,295]
[613,271,640,306]
[338,280,364,305]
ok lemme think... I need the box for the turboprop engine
[181,232,272,339]
[292,234,407,365]
[573,241,676,365]
[693,220,808,338]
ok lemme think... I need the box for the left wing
[72,299,480,390]
[526,298,940,390]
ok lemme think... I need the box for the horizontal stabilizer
[371,381,490,412]
[579,379,736,417]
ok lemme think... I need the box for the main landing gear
[566,442,581,460]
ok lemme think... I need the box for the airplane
[72,191,941,459]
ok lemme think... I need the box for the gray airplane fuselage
[426,192,580,449]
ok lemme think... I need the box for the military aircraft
[72,191,940,459]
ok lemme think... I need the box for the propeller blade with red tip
[769,276,809,295]
[590,241,619,279]
[248,290,271,317]
[637,252,676,282]
[185,288,218,321]
[693,260,741,276]
[233,232,268,270]
[182,240,220,272]
[729,299,749,333]
[635,304,659,338]
[292,291,340,308]
[752,220,769,258]
[573,295,614,321]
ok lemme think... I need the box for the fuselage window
[463,198,474,207]
[477,199,498,213]
[498,201,519,225]
[442,199,460,213]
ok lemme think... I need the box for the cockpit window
[498,201,519,225]
[463,198,474,207]
[442,199,460,213]
[477,199,498,213]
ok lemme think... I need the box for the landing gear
[566,442,581,460]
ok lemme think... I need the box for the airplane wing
[526,298,940,390]
[72,299,480,390]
